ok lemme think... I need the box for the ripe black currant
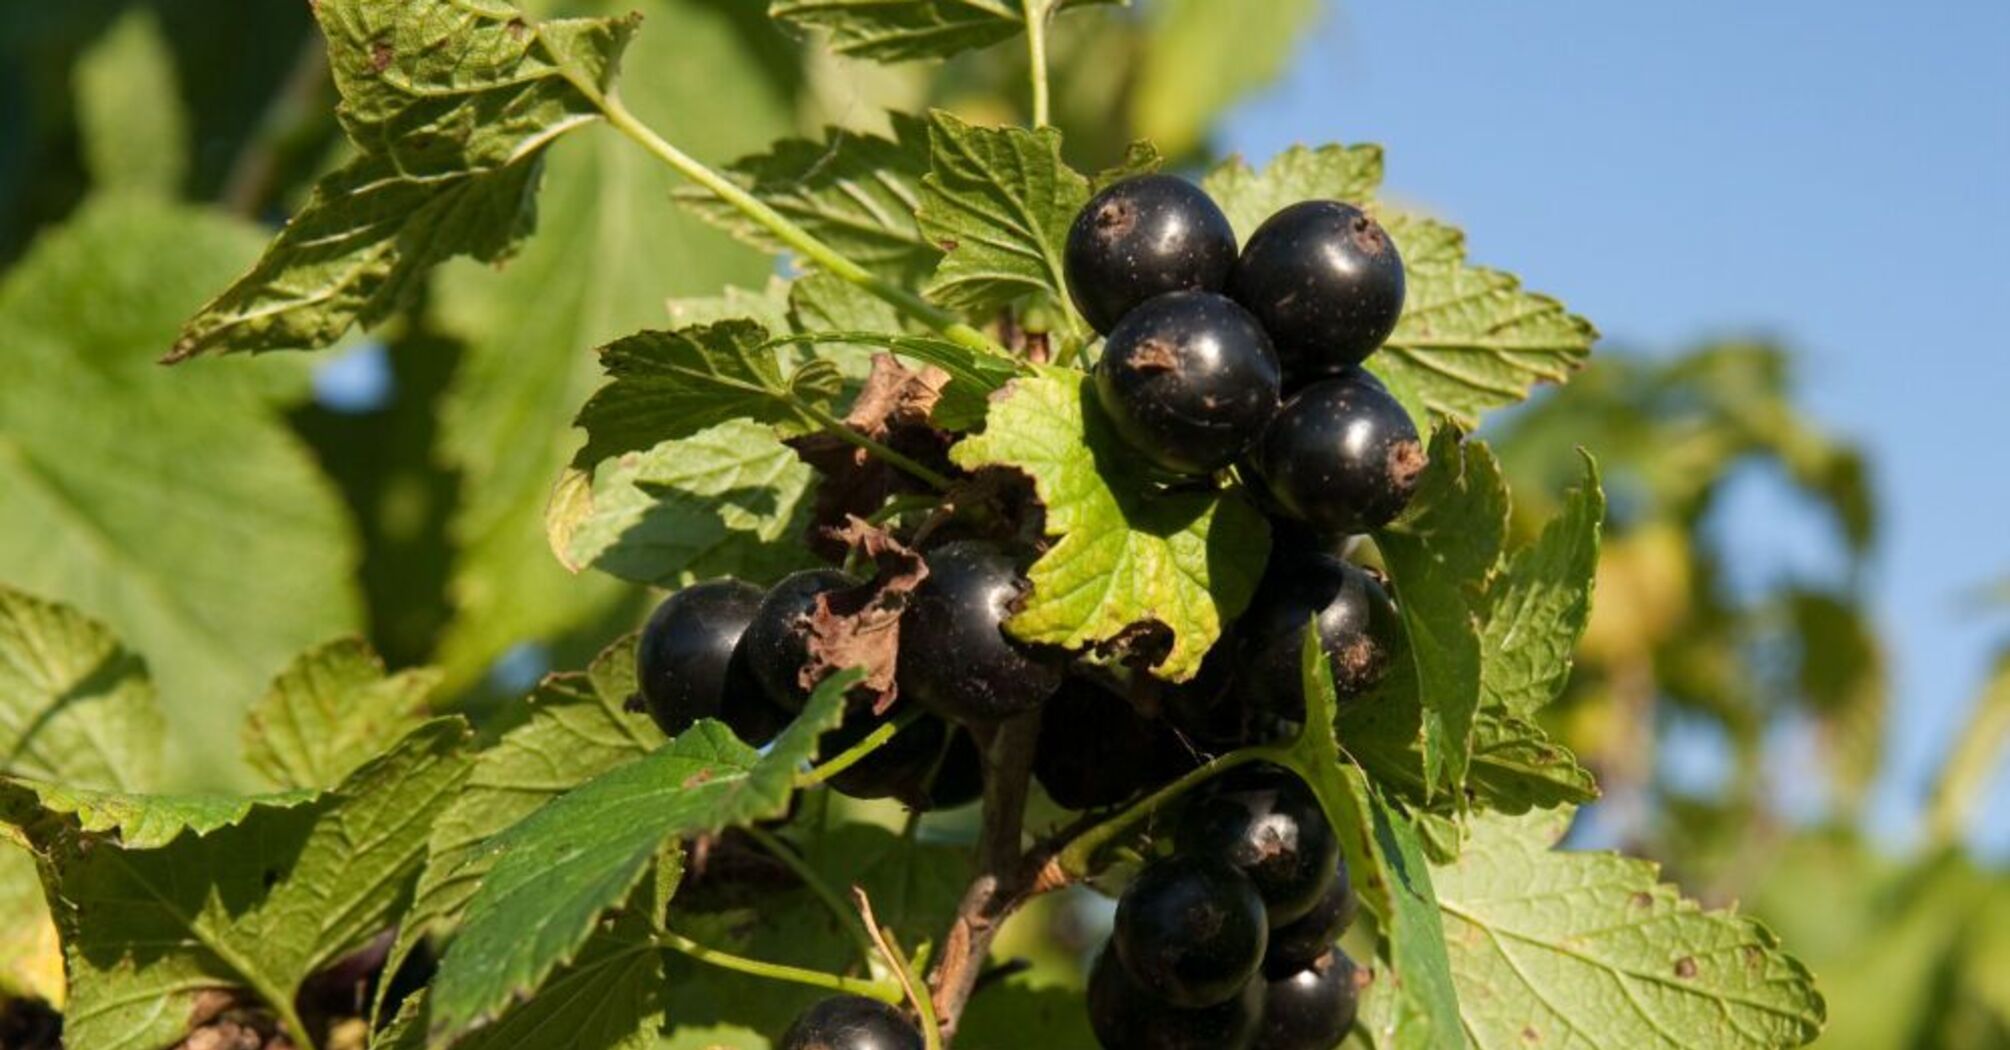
[1088,947,1262,1050]
[1093,291,1282,476]
[913,725,985,811]
[1253,368,1424,535]
[1229,200,1405,379]
[1113,854,1269,1008]
[1034,678,1163,810]
[1253,950,1361,1050]
[743,568,858,712]
[896,542,1062,723]
[635,579,789,746]
[819,706,949,802]
[1238,553,1402,718]
[778,994,922,1050]
[1178,764,1339,927]
[1264,870,1360,978]
[1065,174,1239,334]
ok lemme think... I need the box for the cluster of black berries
[635,540,1063,810]
[1089,764,1362,1050]
[1068,174,1424,535]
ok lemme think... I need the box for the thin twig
[855,888,944,1050]
[657,930,903,1004]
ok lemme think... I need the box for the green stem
[792,402,957,491]
[657,931,905,1004]
[745,825,880,967]
[798,707,927,788]
[596,93,1003,359]
[1024,1,1053,127]
[1054,744,1287,877]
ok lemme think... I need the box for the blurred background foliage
[0,1,2002,1045]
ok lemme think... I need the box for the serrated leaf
[380,636,661,1021]
[669,277,797,331]
[948,367,1268,680]
[73,8,187,195]
[1433,809,1825,1049]
[574,320,836,468]
[1286,626,1465,1050]
[917,110,1089,317]
[0,198,356,785]
[552,419,821,586]
[1483,453,1604,718]
[1204,145,1595,423]
[769,0,1118,62]
[428,0,800,698]
[1373,427,1507,795]
[242,637,441,790]
[169,1,638,359]
[0,585,163,792]
[0,847,62,1004]
[17,720,470,1050]
[427,669,859,1041]
[1467,712,1598,814]
[677,116,938,280]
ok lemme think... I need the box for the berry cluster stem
[656,930,905,1004]
[595,93,1005,361]
[1024,0,1054,127]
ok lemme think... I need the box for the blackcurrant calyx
[1254,950,1362,1050]
[778,994,922,1050]
[1265,871,1360,978]
[1112,854,1269,1008]
[635,579,788,746]
[1093,291,1282,476]
[1239,553,1402,719]
[896,542,1062,723]
[1230,199,1404,378]
[1179,764,1339,927]
[1034,678,1163,810]
[1253,368,1424,534]
[1088,947,1262,1050]
[743,568,857,712]
[1066,174,1239,334]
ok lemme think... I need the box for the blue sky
[1218,1,2009,852]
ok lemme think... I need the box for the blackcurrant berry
[819,706,952,802]
[1160,644,1264,752]
[1113,854,1269,1008]
[1179,764,1339,927]
[912,725,985,811]
[1093,291,1282,476]
[1253,368,1424,535]
[896,542,1062,723]
[1088,946,1262,1050]
[1230,200,1404,378]
[1253,950,1361,1050]
[1034,678,1162,809]
[743,568,858,712]
[779,994,922,1050]
[636,580,789,746]
[1264,871,1359,978]
[1239,553,1402,719]
[1066,174,1239,335]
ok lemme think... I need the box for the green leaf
[917,110,1089,318]
[1373,427,1508,794]
[769,0,1118,62]
[676,116,938,281]
[241,637,441,790]
[0,779,317,851]
[1204,145,1596,423]
[169,1,639,359]
[1482,453,1604,718]
[1467,711,1599,814]
[551,419,821,586]
[0,584,163,792]
[948,367,1269,681]
[0,197,360,785]
[73,7,188,195]
[1129,0,1319,160]
[1285,624,1465,1050]
[427,669,859,1042]
[382,635,661,1020]
[671,277,797,331]
[574,320,837,468]
[16,720,470,1050]
[1433,809,1825,1049]
[0,846,62,1004]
